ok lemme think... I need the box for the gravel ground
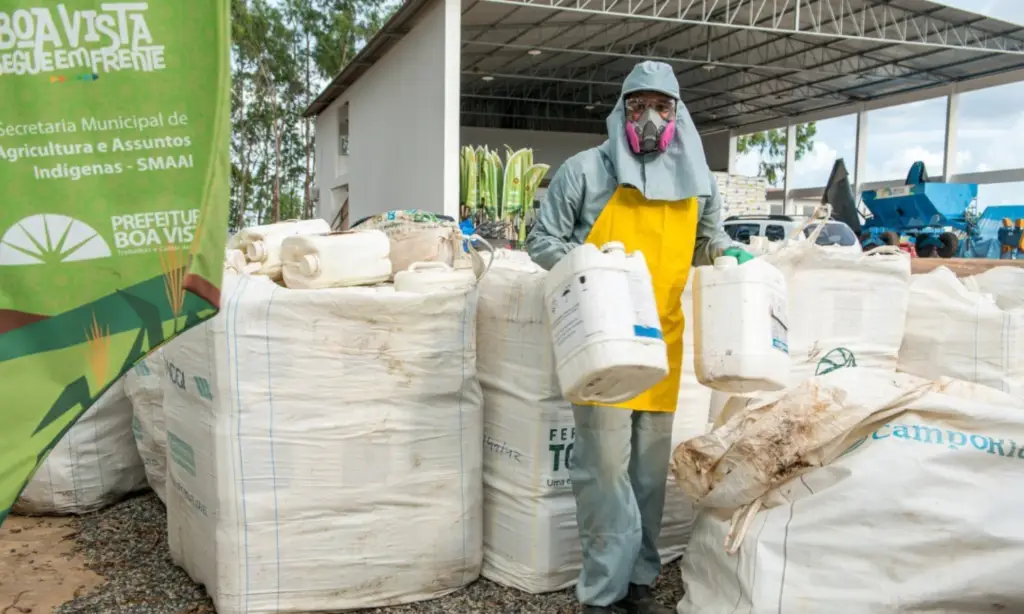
[55,491,685,614]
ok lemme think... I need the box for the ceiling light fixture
[585,104,595,110]
[481,75,494,81]
[527,49,542,56]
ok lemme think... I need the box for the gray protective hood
[599,61,712,201]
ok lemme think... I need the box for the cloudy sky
[734,0,1024,208]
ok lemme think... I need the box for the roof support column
[943,86,960,181]
[853,107,869,199]
[727,132,738,175]
[783,123,797,215]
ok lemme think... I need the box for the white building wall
[314,100,349,226]
[315,0,460,227]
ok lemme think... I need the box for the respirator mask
[625,99,676,155]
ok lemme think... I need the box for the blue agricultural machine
[857,161,979,258]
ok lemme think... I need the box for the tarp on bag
[14,378,146,515]
[0,0,230,526]
[900,267,1024,397]
[677,374,1024,613]
[671,368,932,543]
[763,208,911,383]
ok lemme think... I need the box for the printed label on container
[626,256,663,340]
[548,268,632,361]
[769,289,789,354]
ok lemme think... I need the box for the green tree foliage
[736,123,817,187]
[229,0,395,231]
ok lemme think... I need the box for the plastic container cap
[714,255,738,268]
[601,241,626,254]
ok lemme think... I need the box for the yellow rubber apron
[578,185,700,413]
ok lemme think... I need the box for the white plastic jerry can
[544,241,669,405]
[693,255,791,394]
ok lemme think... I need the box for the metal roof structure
[306,0,1024,135]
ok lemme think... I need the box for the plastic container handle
[407,261,453,273]
[299,254,320,277]
[466,234,496,282]
[783,203,833,249]
[246,241,267,262]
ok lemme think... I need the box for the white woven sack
[962,265,1024,310]
[477,257,705,593]
[124,349,168,504]
[764,207,911,383]
[477,256,579,593]
[356,215,463,275]
[899,267,1024,397]
[678,374,1024,613]
[163,273,483,614]
[15,378,147,514]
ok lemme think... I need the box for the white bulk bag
[677,374,1024,613]
[163,274,483,614]
[764,215,911,383]
[477,256,703,593]
[16,378,146,514]
[963,266,1024,310]
[899,267,1024,397]
[124,349,168,504]
[477,256,580,593]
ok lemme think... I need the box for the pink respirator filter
[626,120,675,154]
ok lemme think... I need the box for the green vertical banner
[0,0,230,524]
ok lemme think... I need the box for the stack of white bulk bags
[15,378,146,514]
[899,267,1024,396]
[477,255,579,593]
[124,349,168,504]
[162,273,483,613]
[477,255,707,593]
[764,226,911,383]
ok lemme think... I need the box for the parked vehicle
[723,214,859,250]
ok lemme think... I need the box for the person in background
[1017,218,1024,259]
[526,61,751,614]
[998,218,1015,259]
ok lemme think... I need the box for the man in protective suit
[527,61,752,614]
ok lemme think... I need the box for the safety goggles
[625,97,675,122]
